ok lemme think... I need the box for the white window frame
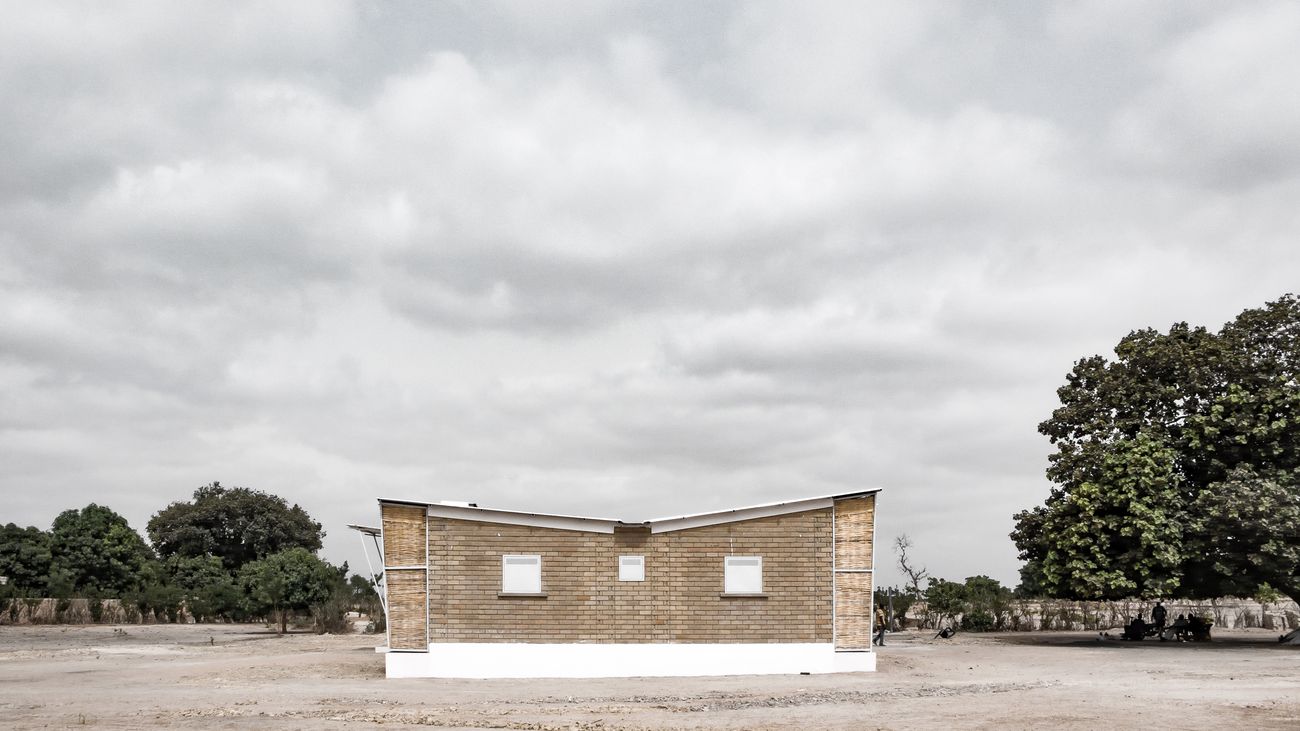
[501,554,542,594]
[618,555,645,582]
[724,556,763,594]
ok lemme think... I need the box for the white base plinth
[385,643,874,678]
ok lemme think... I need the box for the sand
[1,623,1297,729]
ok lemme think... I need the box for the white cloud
[1,1,1298,589]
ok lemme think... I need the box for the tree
[239,548,337,634]
[48,504,155,597]
[0,524,52,595]
[1197,467,1300,604]
[164,555,242,621]
[893,534,929,596]
[924,578,966,628]
[1013,294,1300,605]
[960,575,1012,631]
[148,483,324,571]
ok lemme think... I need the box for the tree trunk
[277,609,286,634]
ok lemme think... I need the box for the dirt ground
[1,624,1297,730]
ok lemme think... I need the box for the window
[724,556,763,594]
[618,555,645,582]
[501,554,542,594]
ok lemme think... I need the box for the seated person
[1124,614,1148,641]
[1167,613,1190,641]
[1187,614,1212,641]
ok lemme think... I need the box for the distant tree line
[0,483,380,633]
[875,534,1018,632]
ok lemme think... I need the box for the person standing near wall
[873,606,887,646]
[1152,601,1168,632]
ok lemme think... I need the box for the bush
[962,609,997,632]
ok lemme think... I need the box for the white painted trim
[377,490,882,535]
[831,499,837,648]
[423,519,430,649]
[869,493,878,643]
[385,643,875,678]
[650,497,834,533]
[379,508,390,652]
[427,504,619,533]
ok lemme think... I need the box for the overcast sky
[3,2,1298,588]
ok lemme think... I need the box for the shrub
[962,609,997,632]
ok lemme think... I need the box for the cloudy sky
[3,1,1298,587]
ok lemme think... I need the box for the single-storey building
[356,489,879,678]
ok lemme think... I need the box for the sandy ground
[1,624,1297,730]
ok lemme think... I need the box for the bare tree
[894,534,929,596]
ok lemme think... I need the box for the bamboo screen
[833,495,876,650]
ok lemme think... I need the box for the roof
[375,489,880,534]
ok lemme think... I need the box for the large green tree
[48,504,155,597]
[0,524,52,594]
[239,548,338,634]
[163,555,243,621]
[1013,294,1300,604]
[148,483,324,571]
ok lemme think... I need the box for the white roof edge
[425,503,623,534]
[643,489,882,525]
[347,523,381,536]
[376,489,880,534]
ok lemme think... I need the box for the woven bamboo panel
[387,568,428,650]
[834,570,874,650]
[833,496,875,570]
[382,504,427,567]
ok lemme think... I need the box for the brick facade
[379,494,876,650]
[428,509,833,643]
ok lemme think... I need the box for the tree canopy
[239,548,339,633]
[48,504,156,597]
[148,483,324,571]
[1012,294,1300,605]
[0,523,52,594]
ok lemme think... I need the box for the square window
[618,555,645,582]
[724,556,762,594]
[502,554,541,594]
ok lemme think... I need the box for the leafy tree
[164,555,242,621]
[924,578,966,627]
[922,576,1013,632]
[1197,468,1300,605]
[0,524,52,595]
[961,575,1012,631]
[1013,295,1300,605]
[148,483,324,571]
[239,548,337,634]
[48,504,155,597]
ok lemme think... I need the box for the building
[356,489,880,678]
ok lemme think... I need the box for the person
[1124,614,1147,641]
[1151,601,1168,631]
[873,606,887,646]
[1188,613,1212,641]
[1169,613,1190,641]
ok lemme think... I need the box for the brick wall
[426,508,834,644]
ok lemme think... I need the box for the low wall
[904,597,1300,632]
[0,598,193,626]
